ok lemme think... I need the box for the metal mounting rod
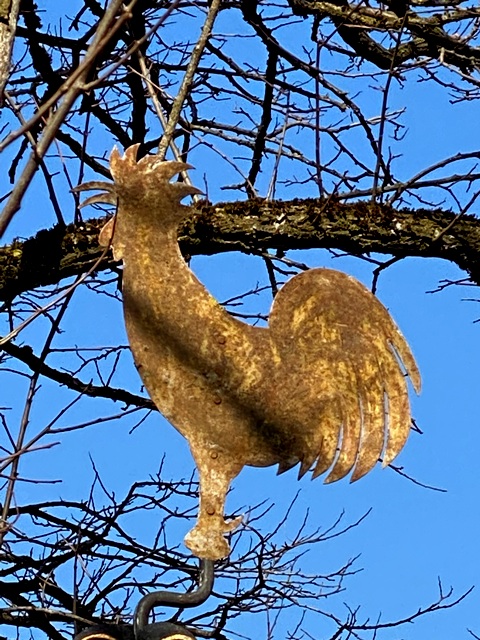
[133,559,214,637]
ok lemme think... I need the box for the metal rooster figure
[78,145,421,560]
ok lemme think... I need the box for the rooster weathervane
[77,145,421,560]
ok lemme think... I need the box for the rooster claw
[184,515,243,560]
[224,515,243,532]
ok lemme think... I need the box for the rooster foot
[184,515,242,560]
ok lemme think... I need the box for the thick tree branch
[0,0,20,100]
[1,199,480,304]
[0,217,115,302]
[288,0,480,71]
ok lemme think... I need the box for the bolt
[206,507,215,516]
[210,451,219,459]
[213,395,222,405]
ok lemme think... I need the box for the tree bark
[1,198,479,303]
[0,0,20,101]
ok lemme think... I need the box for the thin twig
[371,14,408,201]
[0,282,76,546]
[0,0,136,239]
[0,237,115,345]
[157,0,223,161]
[135,52,199,200]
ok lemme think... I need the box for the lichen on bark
[1,198,480,303]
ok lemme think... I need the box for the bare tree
[1,0,479,638]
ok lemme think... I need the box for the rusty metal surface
[79,145,421,560]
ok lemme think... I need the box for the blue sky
[2,2,480,639]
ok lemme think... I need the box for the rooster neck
[118,216,268,391]
[121,222,233,335]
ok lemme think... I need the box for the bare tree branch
[2,200,480,305]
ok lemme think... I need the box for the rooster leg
[184,446,243,560]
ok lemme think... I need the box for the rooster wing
[268,268,421,483]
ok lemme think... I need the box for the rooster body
[78,146,420,560]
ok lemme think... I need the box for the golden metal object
[77,145,421,560]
